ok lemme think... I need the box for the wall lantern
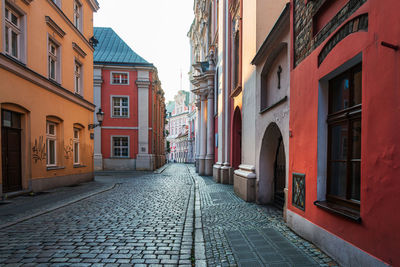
[88,108,104,130]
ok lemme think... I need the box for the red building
[93,27,165,171]
[288,0,400,266]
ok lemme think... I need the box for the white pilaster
[136,70,154,170]
[195,98,201,172]
[93,67,103,171]
[198,93,207,175]
[221,0,233,184]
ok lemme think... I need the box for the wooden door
[2,110,22,193]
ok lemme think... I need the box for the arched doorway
[258,123,286,210]
[274,137,285,209]
[232,107,242,170]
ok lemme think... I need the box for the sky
[94,0,194,102]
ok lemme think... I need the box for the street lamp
[88,108,104,129]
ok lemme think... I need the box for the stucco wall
[289,0,400,265]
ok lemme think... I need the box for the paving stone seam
[0,183,118,230]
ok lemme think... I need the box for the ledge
[73,164,87,168]
[259,96,288,114]
[314,200,361,223]
[46,166,66,171]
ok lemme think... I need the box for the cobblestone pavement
[0,164,338,266]
[0,165,194,266]
[189,166,338,267]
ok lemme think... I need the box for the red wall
[289,0,400,265]
[101,69,139,159]
[101,129,138,158]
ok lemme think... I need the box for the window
[48,39,60,82]
[74,61,81,94]
[111,72,129,85]
[46,122,57,166]
[112,96,129,117]
[73,1,82,30]
[73,128,80,164]
[4,7,21,59]
[112,136,129,157]
[327,63,362,209]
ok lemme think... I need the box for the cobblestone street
[0,164,337,266]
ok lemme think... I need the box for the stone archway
[258,122,286,209]
[232,107,242,171]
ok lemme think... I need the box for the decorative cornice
[72,42,87,58]
[45,16,66,38]
[87,0,100,12]
[136,80,151,87]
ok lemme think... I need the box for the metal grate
[292,173,305,211]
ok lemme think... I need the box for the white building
[165,91,192,163]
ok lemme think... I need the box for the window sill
[259,96,288,114]
[73,164,86,168]
[314,200,361,223]
[46,166,65,171]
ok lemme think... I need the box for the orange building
[0,0,99,197]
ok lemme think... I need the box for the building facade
[287,0,399,266]
[93,27,165,171]
[165,90,191,163]
[0,0,99,197]
[190,0,400,265]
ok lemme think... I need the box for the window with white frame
[48,39,60,82]
[111,72,129,85]
[112,96,129,117]
[73,128,80,164]
[74,61,81,94]
[112,136,129,157]
[46,122,57,166]
[73,1,82,30]
[4,6,21,59]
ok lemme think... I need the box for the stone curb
[192,174,207,266]
[153,163,170,174]
[0,183,117,230]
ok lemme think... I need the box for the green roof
[93,27,152,66]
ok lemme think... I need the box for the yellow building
[0,0,99,197]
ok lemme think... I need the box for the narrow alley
[0,164,336,266]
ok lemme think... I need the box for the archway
[258,123,286,210]
[232,107,242,170]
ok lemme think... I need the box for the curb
[154,163,170,174]
[0,183,117,230]
[186,165,207,266]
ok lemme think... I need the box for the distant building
[93,27,165,171]
[165,90,192,163]
[0,0,99,197]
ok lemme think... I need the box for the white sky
[94,0,194,102]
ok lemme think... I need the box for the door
[2,110,22,193]
[274,137,285,209]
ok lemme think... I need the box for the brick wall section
[293,0,367,66]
